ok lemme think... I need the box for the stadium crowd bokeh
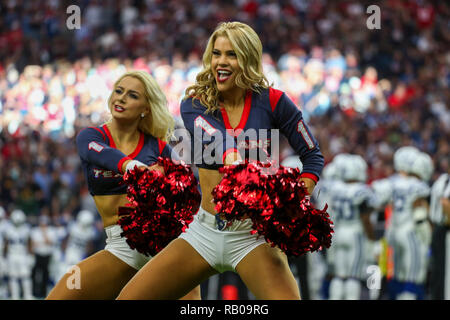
[0,0,449,299]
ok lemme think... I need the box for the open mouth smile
[217,69,232,83]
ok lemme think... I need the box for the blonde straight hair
[184,21,270,112]
[107,70,174,142]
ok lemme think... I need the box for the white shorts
[104,224,152,270]
[179,207,267,273]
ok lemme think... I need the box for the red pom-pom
[212,160,334,257]
[118,157,200,256]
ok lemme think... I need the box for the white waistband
[196,207,253,232]
[104,224,123,238]
[196,207,221,229]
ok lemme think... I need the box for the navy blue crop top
[180,87,324,182]
[76,124,175,196]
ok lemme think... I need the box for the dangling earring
[141,113,145,118]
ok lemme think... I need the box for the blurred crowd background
[0,0,449,299]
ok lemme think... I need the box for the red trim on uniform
[220,108,232,130]
[222,148,239,164]
[221,90,252,137]
[89,126,106,141]
[157,138,167,156]
[128,132,145,158]
[118,156,132,174]
[300,172,319,183]
[269,87,283,112]
[102,124,116,148]
[102,125,144,158]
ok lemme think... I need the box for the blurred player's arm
[412,197,429,223]
[360,201,376,241]
[413,197,431,244]
[60,233,69,252]
[3,238,7,256]
[27,237,33,255]
[360,201,381,263]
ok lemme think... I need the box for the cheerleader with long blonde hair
[47,70,200,299]
[118,22,324,300]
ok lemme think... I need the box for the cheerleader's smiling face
[110,76,149,121]
[211,36,241,93]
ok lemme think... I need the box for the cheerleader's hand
[299,177,316,195]
[148,163,165,175]
[124,159,147,173]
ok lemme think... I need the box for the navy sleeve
[76,127,131,174]
[180,98,237,168]
[272,90,324,181]
[159,141,180,161]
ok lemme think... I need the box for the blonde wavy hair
[184,21,270,112]
[107,70,174,142]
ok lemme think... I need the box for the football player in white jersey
[328,155,377,300]
[313,157,345,212]
[384,149,433,300]
[311,155,348,299]
[4,209,34,300]
[58,210,97,281]
[371,146,421,210]
[48,217,68,286]
[370,146,421,296]
[392,151,433,299]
